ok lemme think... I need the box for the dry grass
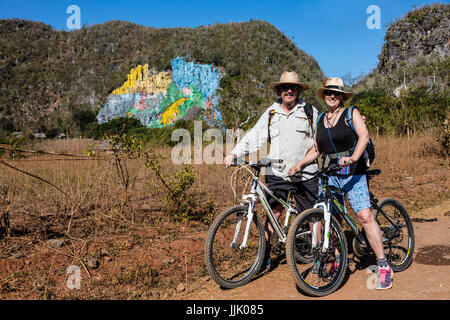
[0,132,448,299]
[369,131,449,211]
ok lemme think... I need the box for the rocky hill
[0,19,324,134]
[356,3,449,94]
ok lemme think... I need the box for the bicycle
[204,158,300,289]
[286,164,415,296]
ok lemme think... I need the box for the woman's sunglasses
[324,90,342,97]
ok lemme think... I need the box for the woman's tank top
[316,109,366,175]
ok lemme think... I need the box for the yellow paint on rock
[160,97,189,126]
[112,64,172,95]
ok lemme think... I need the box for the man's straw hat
[269,71,309,95]
[315,77,353,101]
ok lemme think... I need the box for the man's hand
[224,153,237,167]
[288,162,302,176]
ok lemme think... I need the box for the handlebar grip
[294,170,316,177]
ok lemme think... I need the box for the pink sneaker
[377,265,393,290]
[326,261,339,280]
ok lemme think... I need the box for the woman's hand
[339,156,355,167]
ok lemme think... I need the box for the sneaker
[376,265,393,290]
[325,261,339,280]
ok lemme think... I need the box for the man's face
[279,84,299,106]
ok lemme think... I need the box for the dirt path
[180,199,450,300]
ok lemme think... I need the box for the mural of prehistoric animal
[97,57,222,128]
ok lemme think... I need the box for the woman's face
[323,90,343,109]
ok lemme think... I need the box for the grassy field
[0,132,448,299]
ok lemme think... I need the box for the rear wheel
[375,198,414,272]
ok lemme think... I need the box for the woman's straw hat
[269,71,309,95]
[315,77,353,101]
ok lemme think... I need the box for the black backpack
[346,106,375,168]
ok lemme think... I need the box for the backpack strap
[303,103,314,135]
[346,106,374,169]
[346,106,356,132]
[317,111,325,128]
[304,103,313,124]
[267,109,276,144]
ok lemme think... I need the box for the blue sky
[1,0,448,79]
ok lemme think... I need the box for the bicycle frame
[232,165,298,249]
[311,183,369,252]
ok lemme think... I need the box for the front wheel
[205,205,265,289]
[375,198,414,272]
[286,208,348,297]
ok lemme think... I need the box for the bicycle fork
[230,194,257,250]
[312,202,332,253]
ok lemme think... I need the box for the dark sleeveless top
[316,110,366,176]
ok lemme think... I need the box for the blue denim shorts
[319,174,371,213]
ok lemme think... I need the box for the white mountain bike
[204,158,300,289]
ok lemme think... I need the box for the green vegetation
[351,3,449,143]
[350,89,449,136]
[0,19,324,136]
[93,117,143,139]
[0,3,448,147]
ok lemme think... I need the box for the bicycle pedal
[349,253,359,265]
[347,256,353,266]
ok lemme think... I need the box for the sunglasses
[324,90,342,97]
[279,84,299,92]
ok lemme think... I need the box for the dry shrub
[368,131,449,212]
[0,133,448,299]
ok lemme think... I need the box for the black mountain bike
[286,164,415,296]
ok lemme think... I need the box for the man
[224,71,319,271]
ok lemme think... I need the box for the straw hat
[315,77,353,101]
[269,71,309,95]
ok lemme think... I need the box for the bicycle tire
[205,205,266,289]
[375,198,414,272]
[286,208,348,297]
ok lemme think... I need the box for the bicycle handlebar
[230,157,283,168]
[292,164,382,181]
[291,164,344,179]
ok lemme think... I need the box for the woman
[288,77,393,290]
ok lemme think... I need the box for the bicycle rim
[205,206,265,288]
[376,199,414,272]
[287,208,348,297]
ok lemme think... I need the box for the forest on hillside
[0,3,448,145]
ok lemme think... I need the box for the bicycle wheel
[205,205,265,289]
[286,208,348,297]
[375,198,414,272]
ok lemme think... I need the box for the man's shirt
[232,99,319,180]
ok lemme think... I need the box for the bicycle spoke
[375,199,414,272]
[206,207,264,287]
[287,209,348,296]
[376,199,414,270]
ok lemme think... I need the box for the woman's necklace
[326,107,342,128]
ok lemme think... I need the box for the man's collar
[273,98,305,114]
